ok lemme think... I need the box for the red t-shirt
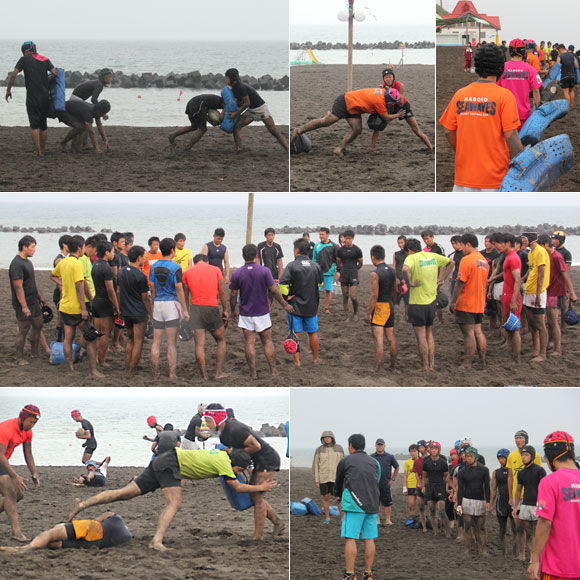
[502,250,522,295]
[548,250,568,298]
[412,455,425,479]
[0,417,33,460]
[182,262,223,307]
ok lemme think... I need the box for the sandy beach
[290,466,528,580]
[1,264,579,387]
[0,126,289,192]
[290,64,435,192]
[0,465,288,580]
[436,46,580,192]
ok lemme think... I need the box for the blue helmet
[21,41,37,55]
[497,448,510,459]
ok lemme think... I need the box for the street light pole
[246,193,254,245]
[347,0,354,91]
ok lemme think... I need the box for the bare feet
[11,532,28,543]
[16,359,30,366]
[0,546,21,554]
[169,372,177,380]
[67,498,84,522]
[273,522,286,536]
[530,355,546,363]
[215,373,231,380]
[149,540,172,551]
[168,135,176,146]
[90,370,106,379]
[333,147,345,158]
[290,128,301,144]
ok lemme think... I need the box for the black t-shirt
[422,456,448,487]
[81,419,97,448]
[257,242,284,279]
[91,259,114,301]
[457,463,490,502]
[492,252,507,283]
[278,256,323,317]
[482,248,499,279]
[394,249,408,278]
[155,431,181,455]
[72,79,104,103]
[516,463,547,506]
[337,245,363,273]
[118,265,149,318]
[450,250,465,283]
[370,452,399,486]
[9,255,38,309]
[375,263,396,302]
[560,52,576,78]
[426,242,445,256]
[15,54,54,104]
[307,241,315,260]
[556,246,572,266]
[232,82,265,109]
[186,94,224,116]
[184,414,202,441]
[220,419,275,465]
[64,100,95,124]
[518,250,529,278]
[495,466,510,497]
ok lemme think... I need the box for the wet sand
[290,466,528,580]
[2,265,579,387]
[290,64,435,192]
[0,126,289,192]
[0,466,288,580]
[436,46,580,192]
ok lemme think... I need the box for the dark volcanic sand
[2,265,579,387]
[290,64,435,192]
[0,126,289,192]
[0,466,288,580]
[290,466,527,580]
[436,46,580,192]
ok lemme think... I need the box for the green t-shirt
[404,251,450,305]
[175,448,236,480]
[79,255,95,303]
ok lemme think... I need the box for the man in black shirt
[370,439,399,525]
[204,404,284,540]
[182,403,209,449]
[9,235,46,365]
[449,235,465,295]
[302,233,315,260]
[152,424,181,456]
[257,228,284,281]
[225,68,289,152]
[59,99,111,153]
[336,230,363,322]
[72,410,97,464]
[558,45,578,108]
[5,41,58,155]
[71,68,112,104]
[168,93,225,149]
[419,442,450,537]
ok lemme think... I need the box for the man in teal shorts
[313,227,339,313]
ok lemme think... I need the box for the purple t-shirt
[229,263,275,317]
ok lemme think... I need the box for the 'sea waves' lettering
[563,486,580,501]
[457,100,497,115]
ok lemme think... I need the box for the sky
[291,387,580,450]
[291,0,433,26]
[439,0,579,43]
[0,0,289,42]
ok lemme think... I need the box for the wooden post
[347,0,354,91]
[246,193,254,245]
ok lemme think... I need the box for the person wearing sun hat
[0,404,41,541]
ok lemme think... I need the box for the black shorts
[395,101,414,120]
[83,445,97,455]
[424,484,445,503]
[53,287,61,308]
[187,112,209,130]
[61,312,83,327]
[14,300,41,322]
[123,315,148,328]
[455,310,483,325]
[407,488,417,496]
[190,304,223,332]
[92,297,114,318]
[560,76,576,89]
[379,484,393,507]
[331,94,361,120]
[252,447,281,472]
[339,270,360,287]
[319,482,337,496]
[85,474,106,487]
[134,449,182,495]
[527,306,546,315]
[26,98,50,131]
[408,302,436,327]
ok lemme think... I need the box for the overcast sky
[1,0,289,42]
[439,0,578,43]
[292,0,433,26]
[291,388,580,450]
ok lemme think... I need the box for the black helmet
[474,44,505,78]
[552,230,566,246]
[382,68,395,82]
[41,304,54,325]
[99,68,113,81]
[515,429,529,444]
[521,444,536,460]
[82,315,104,342]
[225,68,240,83]
[21,41,37,55]
[178,319,194,341]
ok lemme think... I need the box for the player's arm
[449,279,464,313]
[23,441,40,488]
[12,280,30,315]
[76,280,88,319]
[445,128,457,151]
[224,249,230,282]
[529,518,552,580]
[242,434,261,455]
[364,271,379,324]
[490,471,497,506]
[438,260,455,285]
[218,279,228,321]
[535,264,545,305]
[95,117,111,151]
[229,288,238,318]
[227,477,276,493]
[561,269,578,301]
[268,283,294,313]
[105,279,119,315]
[505,129,524,158]
[5,68,20,101]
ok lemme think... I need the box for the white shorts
[452,185,501,193]
[518,503,538,521]
[492,282,504,301]
[238,313,272,333]
[244,103,272,122]
[153,300,182,322]
[99,459,109,478]
[523,291,547,309]
[462,498,486,516]
[181,438,199,450]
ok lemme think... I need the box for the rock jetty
[291,40,434,50]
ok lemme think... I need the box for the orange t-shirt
[455,251,489,314]
[0,418,33,460]
[527,52,541,72]
[182,262,223,307]
[439,81,520,189]
[344,88,387,115]
[144,251,161,283]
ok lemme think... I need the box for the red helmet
[431,441,441,451]
[544,431,574,445]
[147,415,158,428]
[509,38,527,58]
[544,431,575,466]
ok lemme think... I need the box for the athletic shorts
[371,302,394,328]
[501,292,523,322]
[424,484,445,503]
[546,295,566,310]
[84,444,97,455]
[238,313,272,333]
[523,291,547,313]
[319,482,337,496]
[134,449,182,495]
[379,485,393,507]
[152,300,182,329]
[395,101,414,120]
[14,300,41,322]
[189,304,223,332]
[341,511,378,540]
[61,312,83,327]
[452,185,501,193]
[560,76,575,89]
[541,574,580,580]
[287,313,318,334]
[455,310,483,325]
[416,488,424,499]
[406,488,417,496]
[408,302,436,327]
[462,498,486,516]
[62,520,103,548]
[243,103,272,122]
[339,270,359,287]
[123,315,148,328]
[517,503,538,521]
[322,274,334,292]
[252,447,281,472]
[26,98,50,131]
[492,281,504,301]
[92,297,114,318]
[331,94,361,119]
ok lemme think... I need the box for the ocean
[0,39,289,127]
[1,387,289,468]
[1,197,579,269]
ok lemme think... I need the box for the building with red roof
[437,1,501,46]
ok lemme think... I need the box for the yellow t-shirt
[403,251,450,305]
[175,448,236,480]
[52,256,84,314]
[174,247,192,272]
[506,449,543,498]
[79,255,95,303]
[404,458,417,489]
[525,245,550,294]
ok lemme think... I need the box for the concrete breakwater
[291,40,434,50]
[1,70,289,91]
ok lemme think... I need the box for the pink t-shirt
[497,61,543,124]
[536,468,580,577]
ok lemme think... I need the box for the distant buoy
[138,95,142,99]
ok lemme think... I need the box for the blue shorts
[287,313,318,334]
[341,511,378,540]
[323,274,334,292]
